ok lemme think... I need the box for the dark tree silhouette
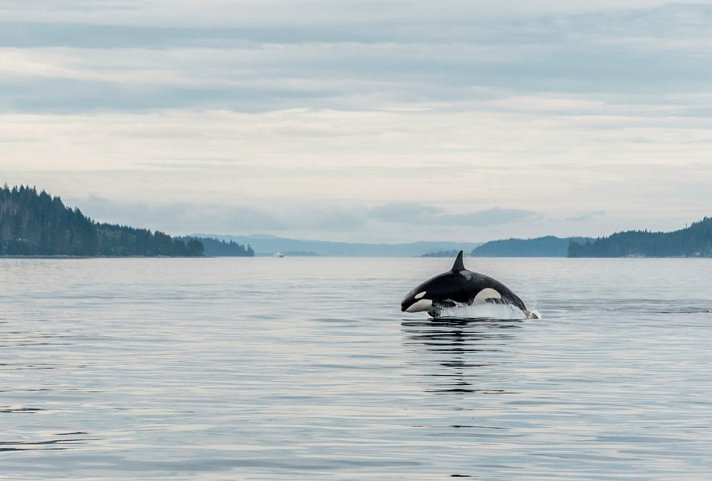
[471,236,592,257]
[182,237,254,257]
[0,185,203,257]
[568,218,712,257]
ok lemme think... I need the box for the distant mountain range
[472,236,592,257]
[193,234,482,257]
[196,217,712,258]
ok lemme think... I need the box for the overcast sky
[2,1,711,242]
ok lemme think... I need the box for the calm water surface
[1,257,711,480]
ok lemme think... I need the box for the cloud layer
[2,1,712,241]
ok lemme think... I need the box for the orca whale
[401,250,533,318]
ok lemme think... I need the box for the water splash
[432,302,538,320]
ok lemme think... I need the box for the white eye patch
[414,291,427,300]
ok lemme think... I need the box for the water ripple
[0,257,711,480]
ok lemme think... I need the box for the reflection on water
[401,318,521,395]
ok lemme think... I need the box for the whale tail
[451,250,465,271]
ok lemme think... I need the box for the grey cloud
[370,203,536,226]
[370,202,442,220]
[0,1,700,30]
[5,2,711,243]
[73,196,535,238]
[2,4,712,112]
[0,76,335,113]
[223,204,369,233]
[70,196,198,231]
[0,23,386,48]
[434,208,538,226]
[73,196,369,235]
[567,210,606,222]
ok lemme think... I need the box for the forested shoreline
[471,236,591,257]
[2,185,709,258]
[0,185,203,257]
[568,218,712,258]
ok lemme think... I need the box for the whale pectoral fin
[437,299,457,308]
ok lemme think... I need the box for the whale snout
[401,289,431,312]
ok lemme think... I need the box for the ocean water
[1,257,711,480]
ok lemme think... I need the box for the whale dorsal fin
[451,250,465,271]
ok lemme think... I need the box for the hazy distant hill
[568,217,712,257]
[195,234,481,257]
[471,236,592,257]
[0,185,203,257]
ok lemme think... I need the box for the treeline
[182,237,254,257]
[472,236,591,257]
[0,185,203,257]
[568,217,712,257]
[98,224,203,257]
